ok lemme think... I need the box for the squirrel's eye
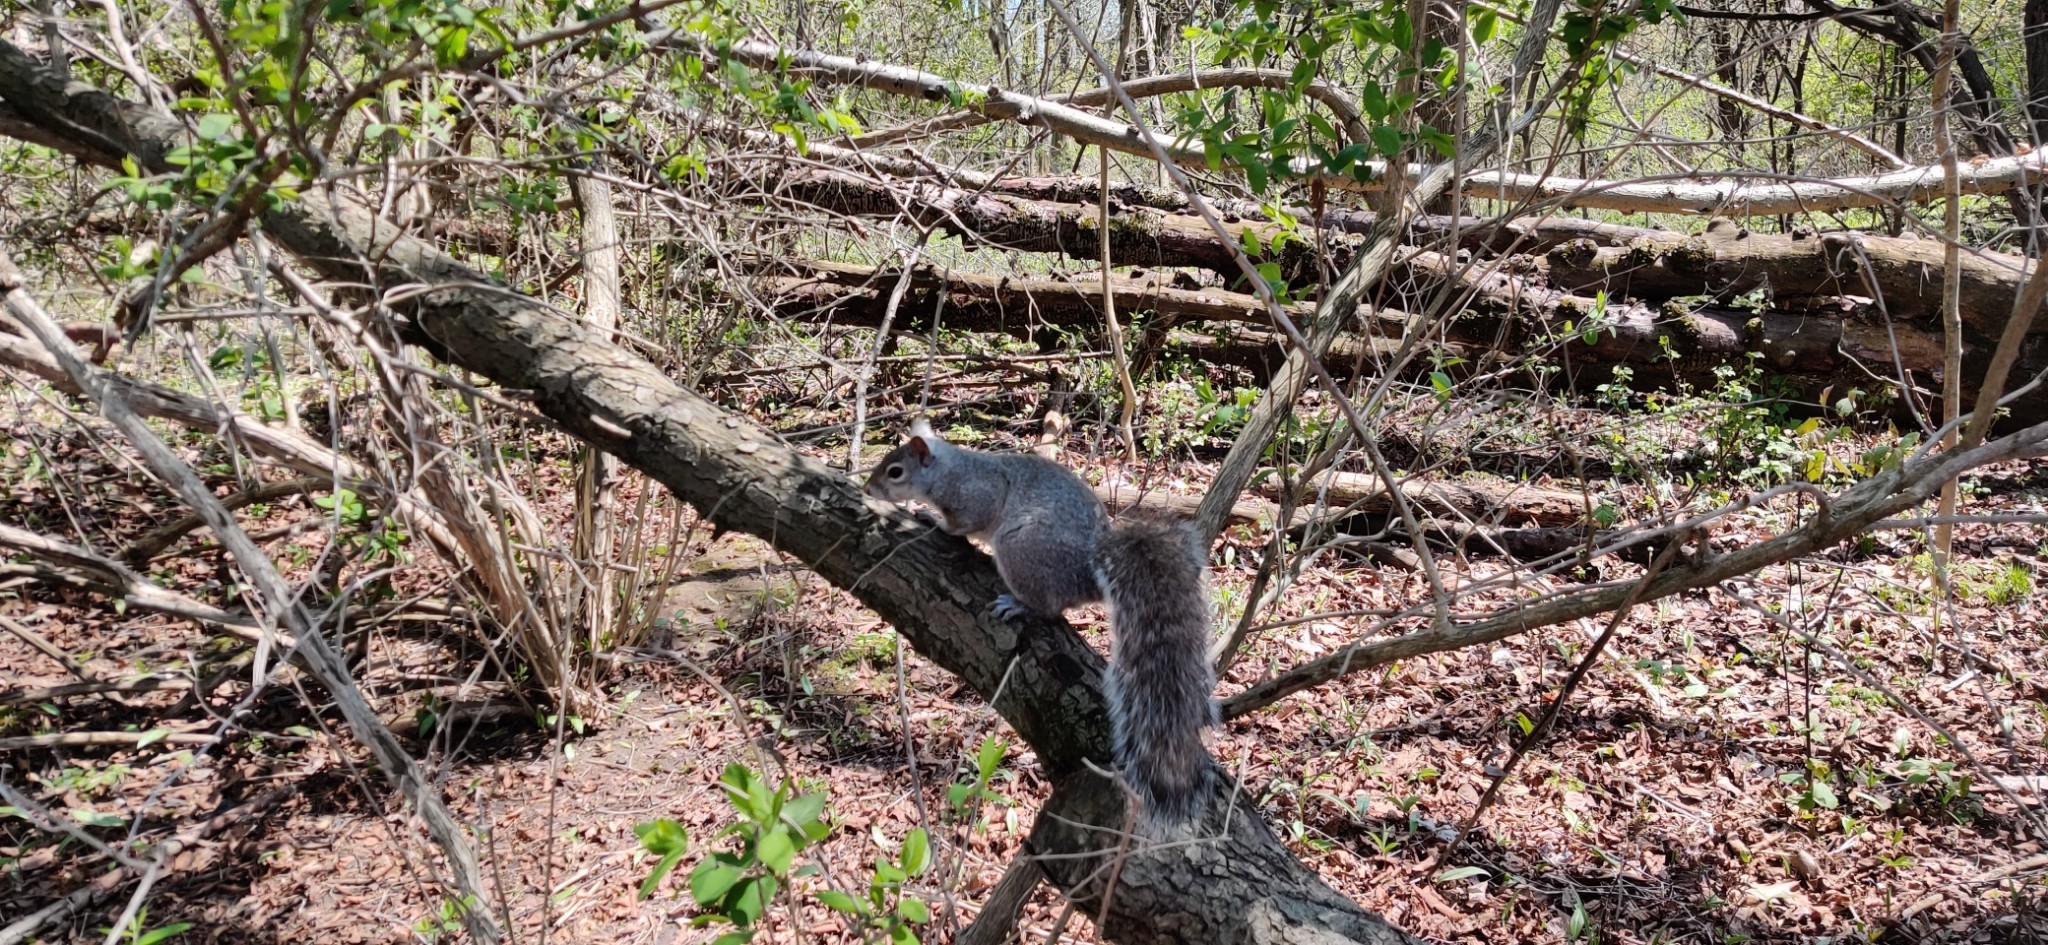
[888,464,904,480]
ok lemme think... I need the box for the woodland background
[0,0,2046,941]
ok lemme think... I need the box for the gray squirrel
[863,419,1218,830]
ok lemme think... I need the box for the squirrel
[864,419,1218,830]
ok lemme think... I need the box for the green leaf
[1362,83,1388,120]
[136,728,171,748]
[1370,125,1403,161]
[133,923,194,945]
[70,807,123,828]
[1809,780,1839,810]
[690,862,745,906]
[900,828,930,875]
[757,828,796,875]
[719,764,768,821]
[196,113,236,141]
[639,849,686,899]
[635,819,689,856]
[1435,866,1489,883]
[897,896,931,923]
[1472,7,1498,43]
[817,889,866,914]
[729,875,775,925]
[783,792,826,832]
[1429,371,1453,401]
[975,737,1005,782]
[710,932,754,945]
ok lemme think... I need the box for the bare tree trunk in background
[2029,0,2048,145]
[1933,0,1964,591]
[572,170,623,658]
[33,0,66,75]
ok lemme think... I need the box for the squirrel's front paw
[990,594,1032,621]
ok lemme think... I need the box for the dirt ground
[4,446,2047,945]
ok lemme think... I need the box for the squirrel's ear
[908,418,937,442]
[908,437,934,465]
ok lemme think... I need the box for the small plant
[1892,757,1970,809]
[1980,561,2034,606]
[817,825,933,944]
[946,736,1008,821]
[1363,823,1402,856]
[1566,898,1595,943]
[1781,760,1839,816]
[409,896,474,943]
[102,908,191,945]
[315,488,410,564]
[639,763,932,944]
[1193,377,1260,440]
[684,764,829,941]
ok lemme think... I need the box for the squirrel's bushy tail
[1094,510,1218,831]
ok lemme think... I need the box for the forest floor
[3,420,2048,945]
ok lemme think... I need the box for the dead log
[1539,218,2043,333]
[1261,471,1588,528]
[773,172,2045,369]
[1099,470,1586,535]
[744,256,2048,424]
[776,170,1347,279]
[755,257,1310,332]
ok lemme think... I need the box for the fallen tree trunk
[743,256,2048,424]
[1539,218,2046,332]
[1100,470,1586,532]
[770,172,2045,350]
[0,40,1418,945]
[775,170,1346,279]
[1263,470,1588,528]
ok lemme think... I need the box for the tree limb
[1221,424,2048,718]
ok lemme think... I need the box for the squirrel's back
[1094,509,1217,830]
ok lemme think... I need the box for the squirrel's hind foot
[990,594,1032,621]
